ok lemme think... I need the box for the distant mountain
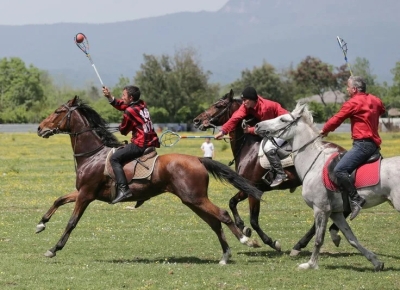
[0,0,398,88]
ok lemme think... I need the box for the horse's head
[255,102,310,141]
[37,96,80,138]
[193,89,241,131]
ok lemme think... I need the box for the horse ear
[72,95,79,105]
[229,89,234,99]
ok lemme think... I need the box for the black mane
[77,100,122,148]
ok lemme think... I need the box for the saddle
[104,146,159,181]
[258,141,294,170]
[323,149,382,191]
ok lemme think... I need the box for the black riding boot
[111,165,132,204]
[337,174,365,220]
[265,149,288,187]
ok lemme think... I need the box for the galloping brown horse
[36,96,263,264]
[193,90,349,254]
[193,90,301,251]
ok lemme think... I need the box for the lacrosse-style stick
[336,36,353,75]
[160,130,230,147]
[74,32,105,86]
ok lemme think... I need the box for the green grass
[1,132,400,289]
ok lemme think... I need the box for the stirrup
[270,174,288,187]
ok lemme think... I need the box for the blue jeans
[334,139,378,189]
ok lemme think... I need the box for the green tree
[289,56,338,106]
[230,61,294,108]
[0,57,46,123]
[134,47,219,123]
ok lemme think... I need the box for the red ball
[76,33,85,43]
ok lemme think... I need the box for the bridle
[196,98,234,131]
[258,112,323,181]
[50,103,105,158]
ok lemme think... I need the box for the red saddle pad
[322,152,380,191]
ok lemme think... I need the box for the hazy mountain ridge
[0,0,398,87]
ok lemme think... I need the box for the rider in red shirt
[215,86,289,187]
[103,85,160,204]
[320,76,385,220]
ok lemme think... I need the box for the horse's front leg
[229,191,251,236]
[44,193,93,258]
[248,196,281,251]
[298,207,329,270]
[36,190,79,233]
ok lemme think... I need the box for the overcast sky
[1,0,229,25]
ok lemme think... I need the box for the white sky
[1,0,229,25]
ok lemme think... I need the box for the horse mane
[76,100,123,148]
[294,102,337,153]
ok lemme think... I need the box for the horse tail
[199,157,263,200]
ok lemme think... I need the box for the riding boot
[337,174,365,220]
[111,165,132,204]
[265,149,288,187]
[348,190,366,221]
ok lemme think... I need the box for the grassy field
[1,131,400,289]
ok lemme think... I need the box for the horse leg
[44,194,92,258]
[184,199,260,265]
[36,190,78,233]
[248,196,281,251]
[228,191,251,236]
[328,206,352,247]
[291,208,352,256]
[329,212,384,271]
[291,222,316,256]
[298,207,329,270]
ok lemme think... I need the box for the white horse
[254,102,395,271]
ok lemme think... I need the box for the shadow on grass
[98,256,235,264]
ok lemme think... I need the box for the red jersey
[221,96,288,134]
[322,92,385,146]
[111,99,160,148]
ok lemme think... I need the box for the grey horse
[254,102,390,271]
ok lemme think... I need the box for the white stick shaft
[92,64,104,86]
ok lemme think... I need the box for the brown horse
[193,90,348,253]
[36,96,263,264]
[193,89,301,251]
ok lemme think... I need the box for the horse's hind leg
[229,191,251,236]
[329,212,384,271]
[36,190,78,233]
[184,199,259,265]
[44,193,92,258]
[248,196,281,251]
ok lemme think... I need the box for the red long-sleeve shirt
[322,92,385,146]
[221,96,288,134]
[111,98,160,148]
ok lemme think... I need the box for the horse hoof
[219,260,228,265]
[36,223,46,233]
[298,262,318,270]
[330,231,341,247]
[290,249,301,257]
[243,227,252,237]
[44,250,56,258]
[374,262,384,272]
[273,240,281,252]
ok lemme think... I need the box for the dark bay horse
[193,90,348,254]
[36,96,263,264]
[193,90,301,251]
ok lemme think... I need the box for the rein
[49,103,114,173]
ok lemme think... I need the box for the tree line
[1,47,399,125]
